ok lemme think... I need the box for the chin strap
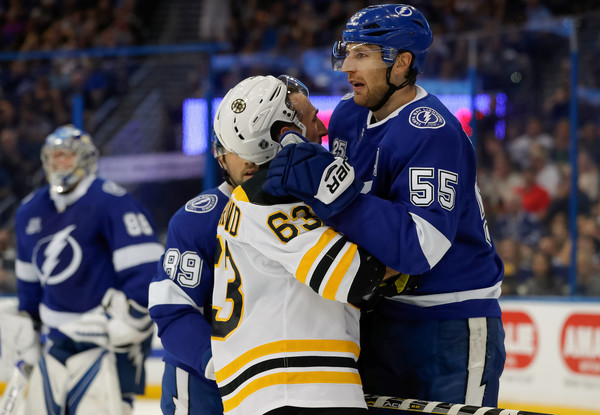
[368,66,410,113]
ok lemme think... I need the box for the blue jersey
[15,176,163,325]
[149,182,231,379]
[327,86,504,320]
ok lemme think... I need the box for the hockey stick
[0,361,31,415]
[365,394,557,415]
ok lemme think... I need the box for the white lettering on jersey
[34,225,82,285]
[409,107,446,129]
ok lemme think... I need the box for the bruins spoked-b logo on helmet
[231,99,246,113]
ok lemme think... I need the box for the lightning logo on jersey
[35,225,82,286]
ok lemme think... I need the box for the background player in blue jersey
[264,4,506,409]
[12,124,163,414]
[148,74,327,415]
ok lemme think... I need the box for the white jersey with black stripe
[211,183,368,415]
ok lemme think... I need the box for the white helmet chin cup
[41,124,99,193]
[213,75,306,165]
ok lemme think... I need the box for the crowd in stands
[1,0,600,297]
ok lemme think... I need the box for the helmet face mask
[41,125,99,194]
[213,75,308,166]
[332,4,433,73]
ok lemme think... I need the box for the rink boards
[1,296,599,414]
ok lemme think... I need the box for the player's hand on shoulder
[263,137,362,219]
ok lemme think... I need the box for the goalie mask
[213,75,307,165]
[41,124,99,194]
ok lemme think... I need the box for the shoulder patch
[341,92,355,101]
[408,107,446,129]
[185,194,219,213]
[102,181,127,196]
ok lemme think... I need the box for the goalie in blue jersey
[12,125,163,414]
[263,4,506,410]
[148,74,327,415]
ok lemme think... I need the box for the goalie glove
[0,311,41,369]
[263,140,362,219]
[102,288,155,352]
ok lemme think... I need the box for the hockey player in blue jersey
[12,124,163,414]
[263,4,506,409]
[148,74,327,415]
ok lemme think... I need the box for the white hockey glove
[0,311,41,369]
[102,288,155,352]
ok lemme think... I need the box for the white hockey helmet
[213,75,307,165]
[41,124,99,193]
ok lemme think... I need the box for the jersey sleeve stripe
[148,279,204,312]
[309,237,347,294]
[218,355,358,396]
[409,212,451,268]
[296,228,338,284]
[222,370,362,413]
[322,243,357,301]
[15,259,38,282]
[214,339,360,381]
[113,242,164,271]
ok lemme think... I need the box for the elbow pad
[347,248,386,305]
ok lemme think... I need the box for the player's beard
[353,77,389,110]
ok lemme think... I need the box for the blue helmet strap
[368,64,410,113]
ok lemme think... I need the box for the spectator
[507,116,553,169]
[492,190,542,247]
[497,238,529,296]
[0,227,16,294]
[517,251,568,296]
[579,120,600,165]
[515,167,551,216]
[577,151,600,201]
[530,142,561,197]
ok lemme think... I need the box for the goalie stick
[0,361,31,415]
[365,394,557,415]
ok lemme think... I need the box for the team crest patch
[231,99,246,113]
[409,107,446,129]
[185,194,218,213]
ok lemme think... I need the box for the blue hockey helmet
[333,4,433,73]
[41,124,99,193]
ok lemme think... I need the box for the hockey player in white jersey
[148,74,327,415]
[211,75,398,415]
[11,125,163,415]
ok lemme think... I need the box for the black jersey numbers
[212,239,244,340]
[267,205,323,244]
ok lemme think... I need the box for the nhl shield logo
[409,107,446,129]
[231,99,246,113]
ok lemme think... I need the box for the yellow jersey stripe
[215,339,360,382]
[322,243,357,300]
[232,186,249,203]
[222,370,362,413]
[296,228,338,284]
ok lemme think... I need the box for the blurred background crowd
[1,0,600,298]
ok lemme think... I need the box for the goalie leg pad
[25,353,68,415]
[65,347,123,415]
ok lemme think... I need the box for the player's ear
[393,51,413,76]
[278,126,293,142]
[216,155,226,170]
